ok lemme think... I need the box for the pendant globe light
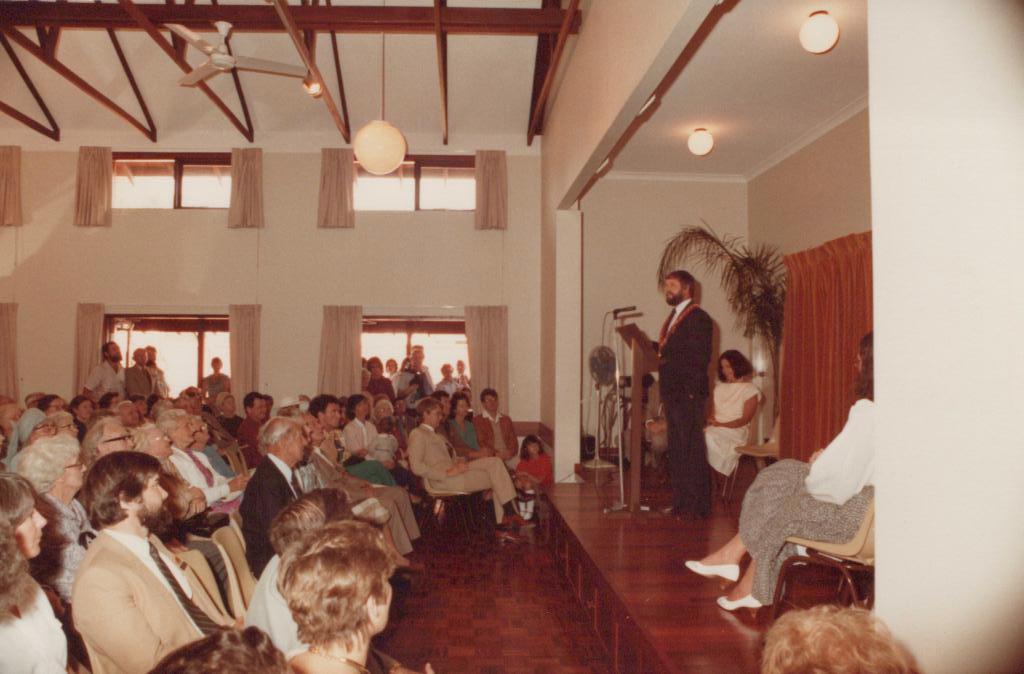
[354,31,407,176]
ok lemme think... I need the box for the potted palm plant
[657,224,786,414]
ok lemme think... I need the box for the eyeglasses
[101,434,132,444]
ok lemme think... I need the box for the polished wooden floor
[545,473,766,673]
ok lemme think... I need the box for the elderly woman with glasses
[15,435,94,603]
[80,416,135,468]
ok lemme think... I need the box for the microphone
[612,305,636,317]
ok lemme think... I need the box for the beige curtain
[317,148,355,229]
[73,303,105,394]
[0,146,23,227]
[474,150,508,230]
[317,306,362,395]
[229,305,261,396]
[228,148,264,229]
[74,147,112,227]
[464,305,509,405]
[0,304,18,399]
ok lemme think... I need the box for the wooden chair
[212,524,257,607]
[178,546,229,617]
[219,442,248,476]
[724,415,780,500]
[771,500,875,619]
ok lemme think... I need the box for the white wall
[748,108,871,254]
[0,151,542,421]
[869,2,1024,671]
[579,176,750,438]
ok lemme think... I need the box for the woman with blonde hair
[0,472,67,673]
[279,521,433,674]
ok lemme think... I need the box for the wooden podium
[615,323,660,513]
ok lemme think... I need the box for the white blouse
[0,585,68,673]
[805,398,875,505]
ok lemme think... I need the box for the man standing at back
[658,270,713,519]
[240,416,307,577]
[73,451,231,673]
[83,341,126,400]
[125,348,154,398]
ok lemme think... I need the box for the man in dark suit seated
[240,416,308,577]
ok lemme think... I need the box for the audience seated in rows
[73,452,234,673]
[0,472,68,673]
[408,397,522,529]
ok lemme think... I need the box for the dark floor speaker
[580,434,596,461]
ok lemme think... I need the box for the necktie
[290,470,303,497]
[184,449,215,487]
[147,542,220,636]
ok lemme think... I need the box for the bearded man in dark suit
[657,270,713,519]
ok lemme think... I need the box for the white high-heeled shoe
[684,560,740,583]
[716,594,762,612]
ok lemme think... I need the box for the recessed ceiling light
[800,11,840,54]
[687,128,714,156]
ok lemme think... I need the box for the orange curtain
[779,231,872,460]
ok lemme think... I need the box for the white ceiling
[611,0,868,179]
[1,0,868,172]
[0,0,543,151]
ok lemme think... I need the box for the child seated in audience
[513,435,553,522]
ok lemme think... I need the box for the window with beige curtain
[229,305,261,395]
[318,306,362,395]
[74,303,105,394]
[0,303,18,399]
[74,147,112,227]
[228,148,264,229]
[464,305,510,405]
[317,148,355,229]
[474,150,508,230]
[0,146,22,227]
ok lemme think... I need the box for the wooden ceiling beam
[0,33,60,141]
[1,4,581,36]
[1,27,155,141]
[526,0,578,146]
[528,0,558,142]
[270,0,349,143]
[325,0,351,142]
[106,28,158,142]
[116,0,255,142]
[433,0,447,145]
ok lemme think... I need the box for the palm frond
[658,223,787,407]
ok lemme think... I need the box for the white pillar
[870,2,1024,671]
[553,209,583,482]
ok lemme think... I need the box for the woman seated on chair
[685,332,875,612]
[705,350,762,477]
[408,397,523,529]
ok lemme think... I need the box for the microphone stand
[604,309,642,514]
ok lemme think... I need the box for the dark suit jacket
[240,457,296,577]
[657,305,713,400]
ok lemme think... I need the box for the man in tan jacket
[408,396,522,527]
[73,451,232,674]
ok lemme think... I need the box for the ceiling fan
[165,21,308,86]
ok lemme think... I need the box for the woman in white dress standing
[705,350,762,477]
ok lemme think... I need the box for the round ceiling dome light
[687,128,714,156]
[353,120,408,175]
[799,11,840,54]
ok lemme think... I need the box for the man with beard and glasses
[73,451,232,673]
[657,270,714,519]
